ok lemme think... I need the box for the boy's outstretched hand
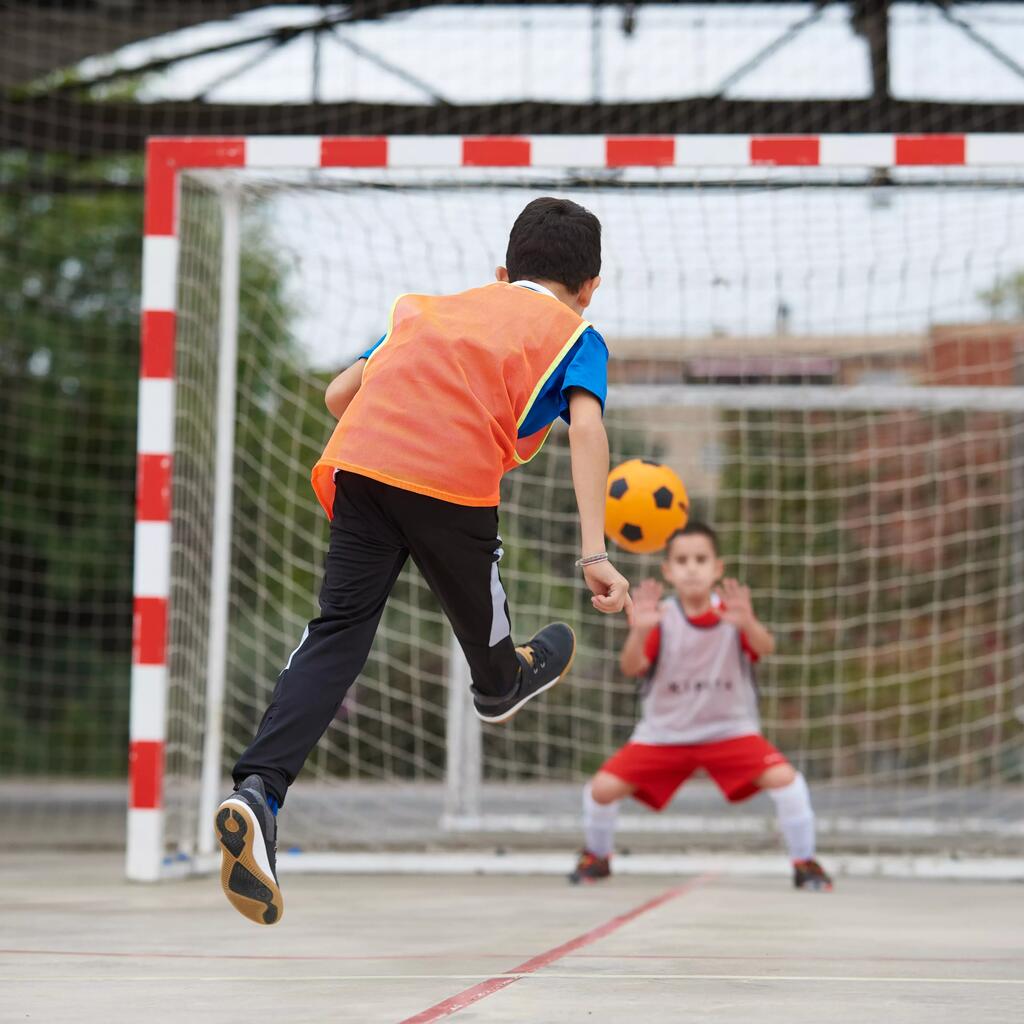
[583,559,633,620]
[630,578,664,632]
[715,578,754,630]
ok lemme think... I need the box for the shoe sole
[215,798,284,926]
[568,873,611,885]
[475,630,577,725]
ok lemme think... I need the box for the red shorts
[600,735,789,809]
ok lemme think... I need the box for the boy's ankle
[471,683,516,709]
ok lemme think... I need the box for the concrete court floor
[2,852,1022,1024]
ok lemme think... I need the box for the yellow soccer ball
[605,459,689,554]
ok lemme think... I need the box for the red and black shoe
[568,849,611,885]
[793,858,833,892]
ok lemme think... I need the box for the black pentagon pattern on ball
[608,477,629,500]
[621,523,643,542]
[652,486,674,510]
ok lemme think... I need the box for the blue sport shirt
[358,281,608,439]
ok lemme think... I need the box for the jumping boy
[215,197,632,924]
[570,521,832,891]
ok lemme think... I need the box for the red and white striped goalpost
[129,133,1024,881]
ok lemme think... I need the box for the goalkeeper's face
[661,534,723,603]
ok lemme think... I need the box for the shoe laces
[516,643,547,672]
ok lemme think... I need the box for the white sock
[767,772,816,862]
[582,782,619,858]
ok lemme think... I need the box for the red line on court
[399,874,715,1023]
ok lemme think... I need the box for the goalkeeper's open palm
[583,559,633,619]
[631,578,664,632]
[716,578,754,630]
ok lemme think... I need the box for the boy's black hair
[505,197,601,293]
[665,521,720,557]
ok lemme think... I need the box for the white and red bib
[631,600,761,745]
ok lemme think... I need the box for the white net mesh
[164,166,1024,862]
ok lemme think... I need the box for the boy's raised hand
[716,578,754,629]
[583,559,633,619]
[630,578,663,631]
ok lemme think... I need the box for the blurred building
[608,322,1024,499]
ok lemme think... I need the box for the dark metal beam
[39,15,354,96]
[0,1,1002,92]
[851,0,891,102]
[4,95,1023,157]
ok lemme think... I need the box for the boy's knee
[757,763,797,790]
[589,772,628,805]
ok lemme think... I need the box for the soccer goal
[130,135,1024,882]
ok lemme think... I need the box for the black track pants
[232,471,520,805]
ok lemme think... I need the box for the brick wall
[926,322,1024,385]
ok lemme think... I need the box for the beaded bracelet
[575,552,609,568]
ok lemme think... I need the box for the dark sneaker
[473,622,576,724]
[793,858,833,892]
[214,774,283,925]
[568,849,612,885]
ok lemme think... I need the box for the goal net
[146,148,1024,877]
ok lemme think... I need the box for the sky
[83,3,1024,366]
[176,167,1024,367]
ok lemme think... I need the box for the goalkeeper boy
[570,522,832,891]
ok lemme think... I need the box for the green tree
[0,153,144,774]
[0,155,305,776]
[979,270,1024,320]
